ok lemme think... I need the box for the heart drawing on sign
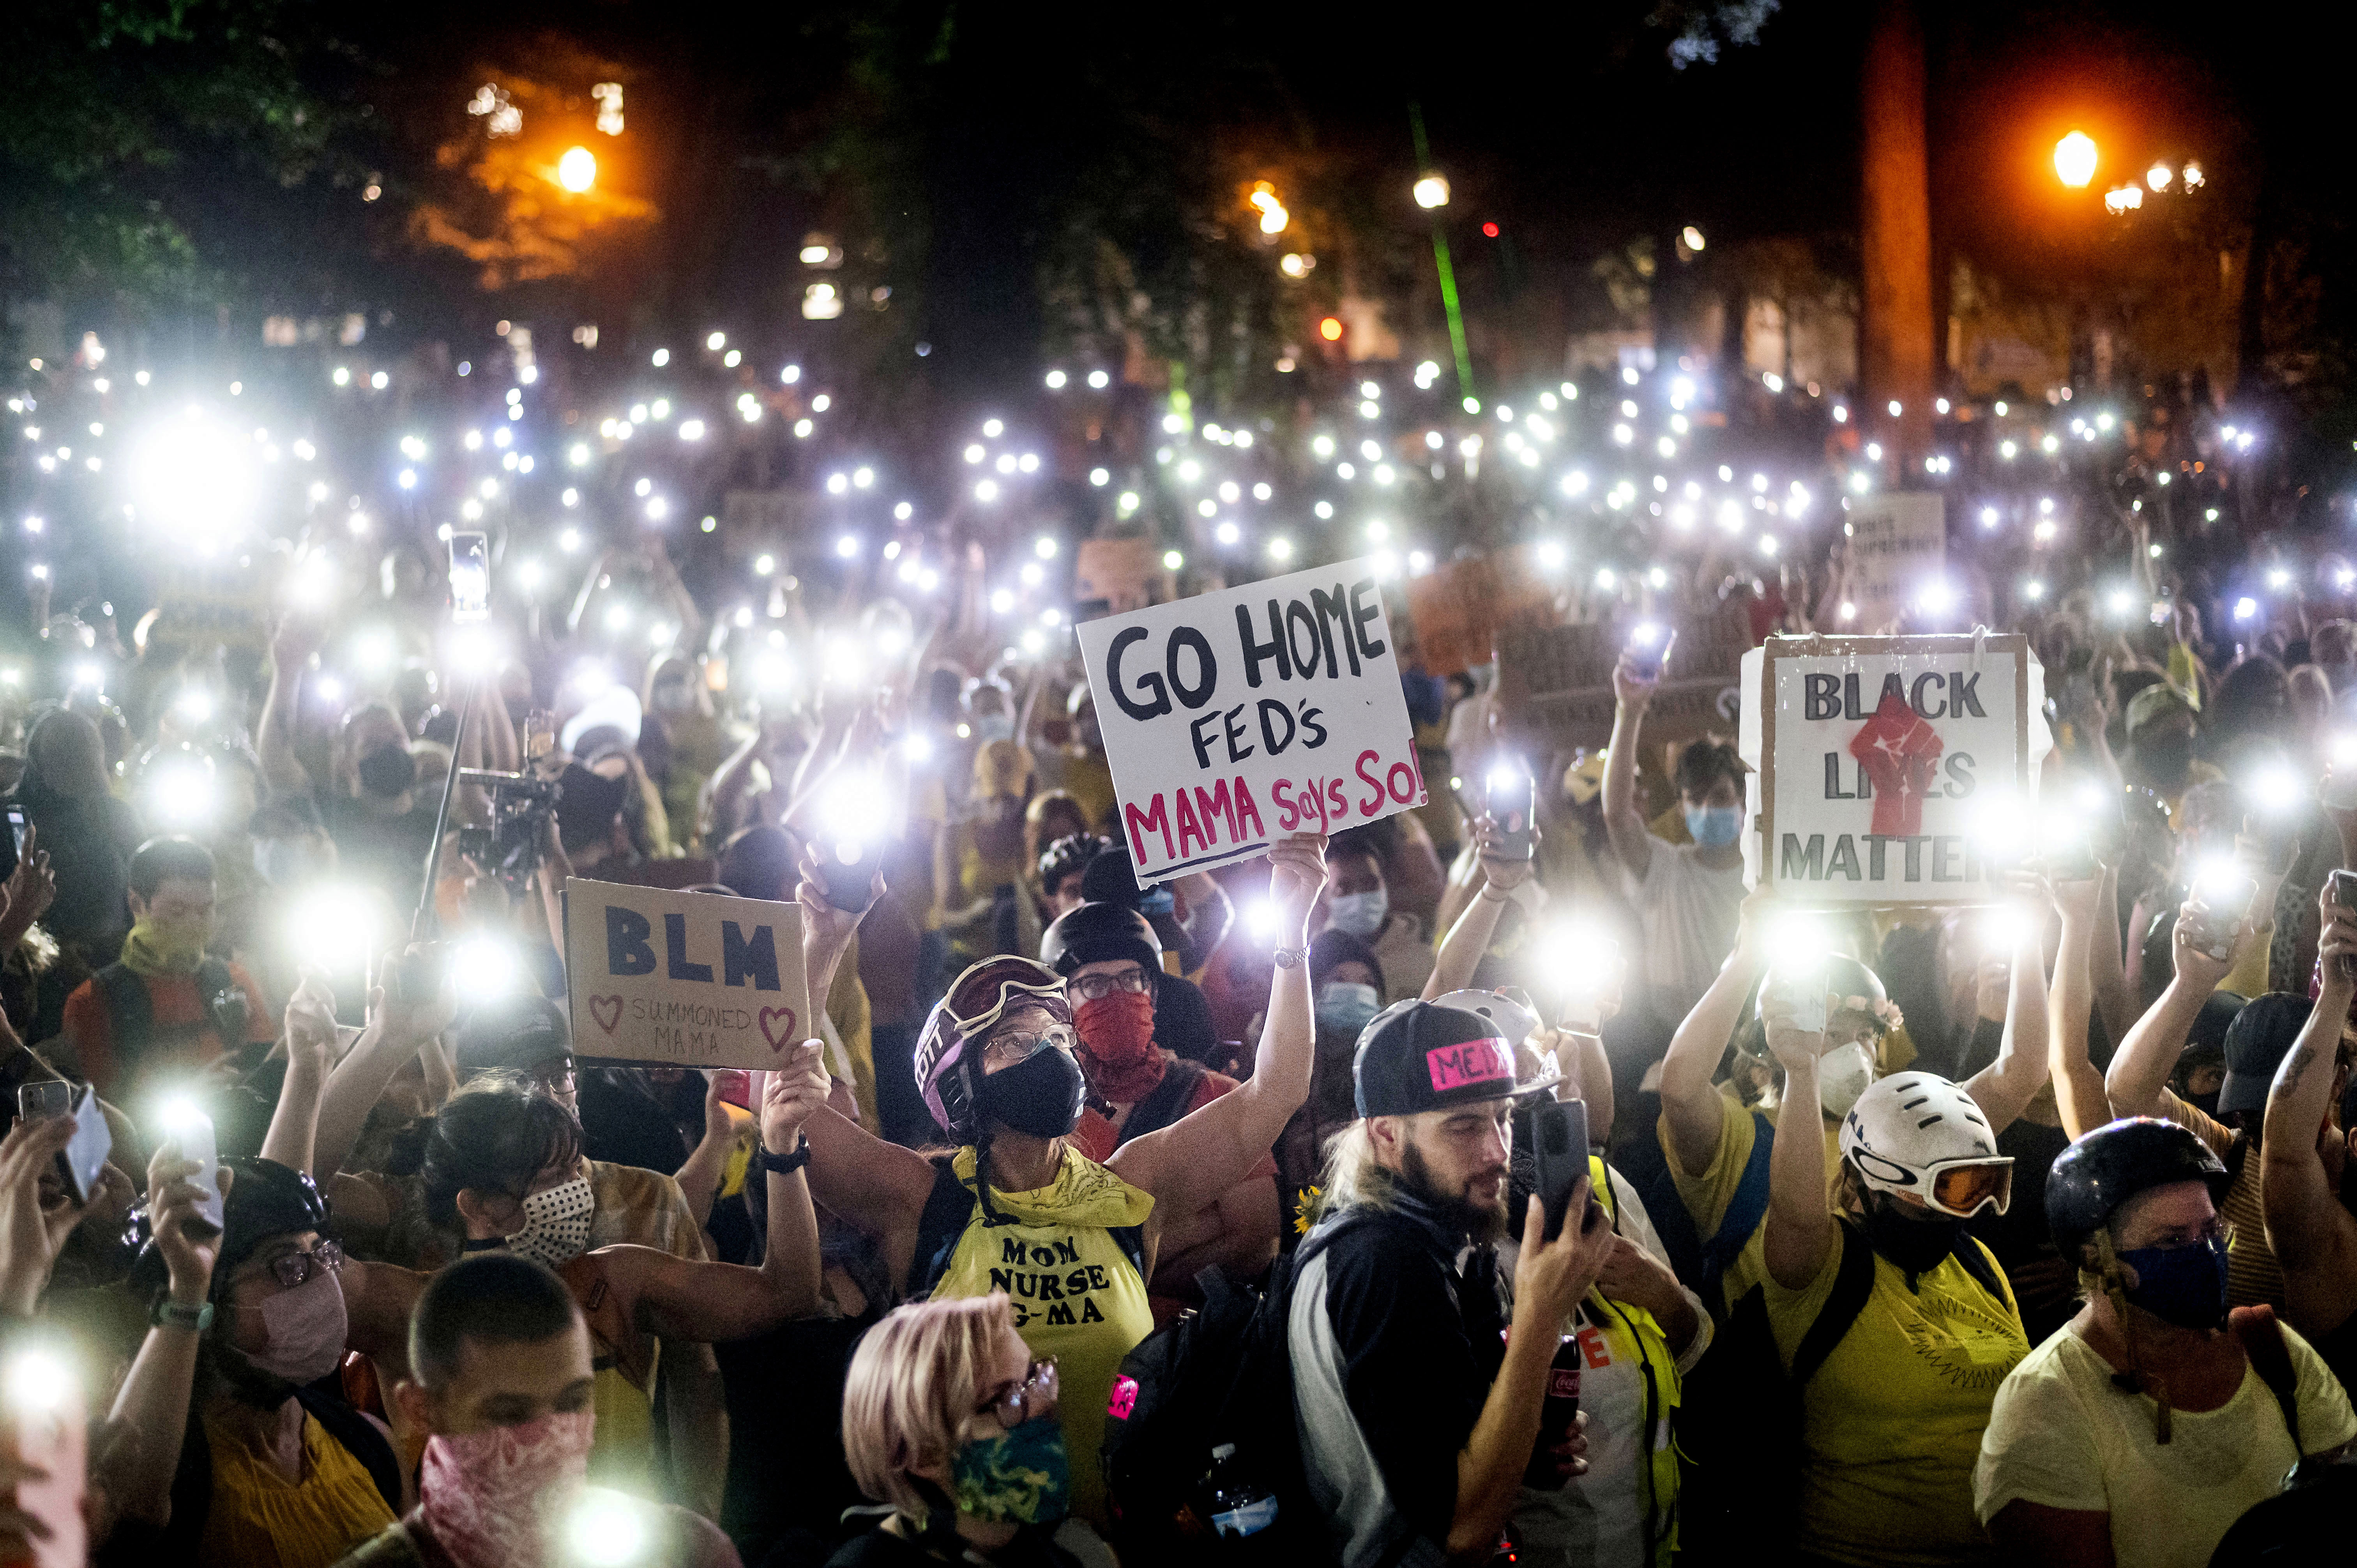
[588,996,624,1035]
[758,1007,798,1051]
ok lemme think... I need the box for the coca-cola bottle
[1522,1331,1583,1489]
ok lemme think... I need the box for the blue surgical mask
[973,714,1016,744]
[1316,982,1382,1038]
[1327,889,1389,939]
[1686,804,1743,848]
[2120,1235,2229,1331]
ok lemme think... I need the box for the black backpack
[1098,1212,1379,1567]
[1676,1217,2005,1557]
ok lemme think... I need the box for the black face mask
[2136,732,2194,788]
[1859,1192,1964,1276]
[356,743,417,799]
[977,1045,1086,1139]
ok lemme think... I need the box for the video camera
[456,765,564,899]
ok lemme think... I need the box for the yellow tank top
[590,1361,659,1495]
[197,1410,397,1568]
[929,1145,1156,1527]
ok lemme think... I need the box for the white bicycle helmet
[1838,1071,2013,1218]
[1429,988,1542,1051]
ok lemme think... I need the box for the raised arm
[1111,834,1327,1219]
[104,1146,230,1529]
[1422,815,1531,1000]
[1660,887,1773,1173]
[1959,888,2054,1137]
[2103,901,2237,1119]
[2088,861,2137,1052]
[1760,990,1836,1291]
[2262,886,2357,1319]
[260,975,337,1174]
[2047,876,2110,1140]
[258,616,325,795]
[1600,655,1657,880]
[620,1044,830,1339]
[313,948,458,1180]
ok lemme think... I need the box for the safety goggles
[1923,1157,2014,1219]
[981,1024,1079,1070]
[943,957,1070,1038]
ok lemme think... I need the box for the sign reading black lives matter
[1756,633,2031,907]
[564,879,813,1069]
[1078,558,1422,884]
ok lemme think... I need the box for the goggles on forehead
[943,956,1070,1039]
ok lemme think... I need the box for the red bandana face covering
[1075,991,1165,1104]
[417,1409,596,1568]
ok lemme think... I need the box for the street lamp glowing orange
[1318,316,1345,343]
[557,146,597,192]
[2053,131,2097,189]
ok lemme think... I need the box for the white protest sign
[1845,493,1945,632]
[1076,557,1422,884]
[563,878,812,1069]
[1751,633,2042,907]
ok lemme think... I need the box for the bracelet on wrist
[152,1295,214,1333]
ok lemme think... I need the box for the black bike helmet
[1038,832,1112,894]
[2044,1116,2231,1266]
[1040,901,1162,979]
[129,1155,329,1303]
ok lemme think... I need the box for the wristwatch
[152,1297,214,1333]
[758,1135,812,1176]
[1272,944,1307,969]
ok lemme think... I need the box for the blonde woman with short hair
[834,1293,1080,1568]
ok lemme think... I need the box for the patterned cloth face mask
[506,1174,594,1268]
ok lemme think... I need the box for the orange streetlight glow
[2054,131,2097,189]
[1318,316,1345,343]
[557,146,597,192]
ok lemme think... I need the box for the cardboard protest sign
[1748,633,2041,907]
[1843,493,1945,632]
[1074,538,1171,613]
[563,879,813,1069]
[1499,596,1757,751]
[1077,557,1422,884]
[1403,547,1561,675]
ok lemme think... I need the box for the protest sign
[563,879,813,1069]
[1403,547,1560,675]
[1074,537,1171,613]
[1077,557,1422,884]
[1748,633,2040,907]
[1500,596,1756,751]
[1843,493,1946,632]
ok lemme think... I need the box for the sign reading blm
[1757,633,2032,907]
[563,879,813,1069]
[1077,557,1422,884]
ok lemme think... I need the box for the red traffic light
[1481,221,1500,238]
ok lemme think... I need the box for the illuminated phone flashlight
[2,1341,79,1419]
[564,1487,653,1568]
[450,933,519,998]
[1978,903,2030,953]
[155,1094,225,1232]
[822,776,885,868]
[141,746,219,832]
[2243,761,2306,817]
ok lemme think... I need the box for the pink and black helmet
[913,955,1071,1140]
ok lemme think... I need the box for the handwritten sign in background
[1077,557,1423,884]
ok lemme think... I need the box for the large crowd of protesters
[3,324,2357,1568]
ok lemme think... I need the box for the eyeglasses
[256,1240,346,1291]
[1925,1159,2014,1219]
[528,1057,577,1092]
[981,1358,1059,1428]
[1069,968,1152,1003]
[982,1024,1077,1069]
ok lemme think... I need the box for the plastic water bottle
[1205,1443,1279,1545]
[1522,1333,1583,1489]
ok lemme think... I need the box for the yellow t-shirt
[1974,1323,2356,1568]
[929,1145,1156,1527]
[198,1410,397,1568]
[1657,1091,1843,1313]
[1766,1232,2028,1566]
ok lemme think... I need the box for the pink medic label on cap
[1107,1374,1139,1420]
[1426,1038,1514,1094]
